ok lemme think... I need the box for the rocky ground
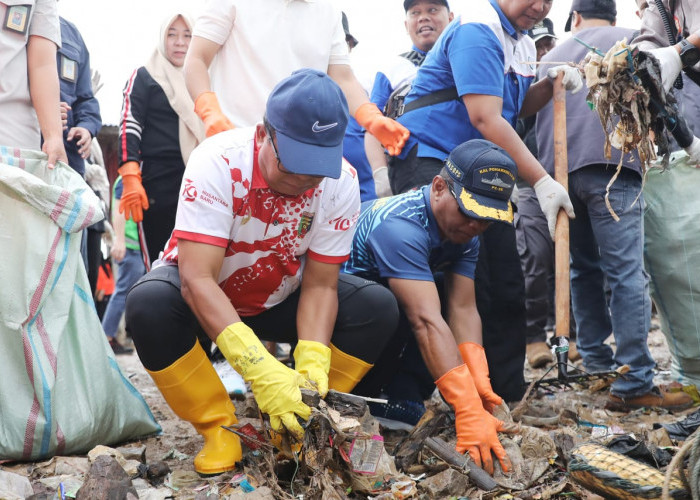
[1,317,696,499]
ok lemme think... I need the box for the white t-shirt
[193,0,351,127]
[160,127,361,316]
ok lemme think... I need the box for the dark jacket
[58,17,101,176]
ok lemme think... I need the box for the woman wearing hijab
[117,13,205,267]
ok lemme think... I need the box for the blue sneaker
[368,399,426,431]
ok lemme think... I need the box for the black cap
[403,0,450,12]
[341,12,358,48]
[528,18,557,42]
[564,0,616,32]
[443,139,516,224]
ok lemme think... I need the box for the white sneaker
[212,360,247,398]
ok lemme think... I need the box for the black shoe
[368,399,426,431]
[109,338,134,355]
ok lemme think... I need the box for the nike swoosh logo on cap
[312,121,338,133]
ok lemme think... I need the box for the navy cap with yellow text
[443,139,517,224]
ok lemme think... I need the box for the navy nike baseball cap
[265,69,349,179]
[443,139,517,224]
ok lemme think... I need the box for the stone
[0,469,33,499]
[418,468,469,497]
[75,455,138,500]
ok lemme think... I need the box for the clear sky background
[56,0,643,126]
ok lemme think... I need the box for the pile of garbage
[3,374,700,499]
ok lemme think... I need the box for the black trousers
[388,145,444,195]
[125,265,399,372]
[141,198,178,265]
[475,223,526,402]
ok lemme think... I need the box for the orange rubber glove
[435,364,510,475]
[194,92,234,137]
[118,161,148,223]
[458,342,503,413]
[354,102,409,156]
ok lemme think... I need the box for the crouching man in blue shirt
[342,138,517,475]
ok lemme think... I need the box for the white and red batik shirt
[158,127,360,316]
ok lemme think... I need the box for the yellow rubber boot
[146,341,242,475]
[328,343,373,393]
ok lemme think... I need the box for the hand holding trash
[293,339,331,397]
[646,46,682,92]
[547,65,584,94]
[534,174,575,239]
[435,364,511,475]
[216,322,312,440]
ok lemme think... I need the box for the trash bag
[606,435,673,468]
[658,407,700,441]
[0,147,160,460]
[644,151,700,388]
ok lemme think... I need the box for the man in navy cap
[343,139,517,475]
[125,69,399,475]
[377,0,584,409]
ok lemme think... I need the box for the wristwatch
[678,38,700,68]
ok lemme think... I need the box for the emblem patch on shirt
[60,55,77,82]
[298,211,315,237]
[3,4,31,34]
[182,179,198,202]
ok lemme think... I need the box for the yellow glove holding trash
[293,340,331,397]
[216,322,312,440]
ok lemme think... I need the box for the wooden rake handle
[553,73,570,343]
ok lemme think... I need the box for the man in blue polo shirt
[343,139,516,475]
[390,0,580,230]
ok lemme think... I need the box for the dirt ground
[2,316,696,499]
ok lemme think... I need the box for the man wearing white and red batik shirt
[125,69,398,476]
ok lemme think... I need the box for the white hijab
[144,13,205,165]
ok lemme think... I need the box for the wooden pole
[553,74,570,346]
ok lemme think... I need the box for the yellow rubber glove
[293,340,331,397]
[354,102,409,156]
[194,92,235,137]
[118,161,148,223]
[216,322,312,440]
[458,342,503,413]
[435,364,510,475]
